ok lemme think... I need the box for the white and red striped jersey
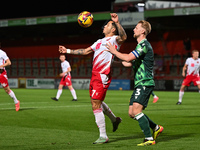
[0,49,9,69]
[61,60,71,76]
[90,35,120,75]
[185,57,200,76]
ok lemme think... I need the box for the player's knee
[68,86,73,90]
[129,109,142,119]
[129,113,135,118]
[128,110,135,118]
[92,104,101,110]
[4,87,10,94]
[92,105,97,110]
[91,99,101,110]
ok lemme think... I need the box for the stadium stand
[1,27,200,80]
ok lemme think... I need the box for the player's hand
[110,13,119,23]
[105,42,117,55]
[59,45,67,53]
[60,73,64,77]
[182,72,186,77]
[122,61,132,67]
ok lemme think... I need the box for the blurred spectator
[117,8,124,12]
[183,37,191,57]
[127,4,138,12]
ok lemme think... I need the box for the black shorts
[129,85,154,109]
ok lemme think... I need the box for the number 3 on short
[135,88,141,96]
[92,89,96,97]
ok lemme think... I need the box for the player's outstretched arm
[110,13,127,44]
[59,45,93,55]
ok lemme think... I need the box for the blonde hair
[138,20,151,36]
[192,49,199,54]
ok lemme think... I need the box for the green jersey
[131,39,155,88]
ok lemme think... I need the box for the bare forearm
[66,68,71,73]
[66,47,92,55]
[182,65,187,77]
[70,49,88,55]
[110,13,127,42]
[182,67,186,74]
[116,22,127,42]
[59,45,93,55]
[114,51,132,62]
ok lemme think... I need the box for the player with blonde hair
[106,20,163,146]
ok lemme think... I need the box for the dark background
[1,0,199,19]
[0,0,113,19]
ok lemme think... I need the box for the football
[77,11,93,28]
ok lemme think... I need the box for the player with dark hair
[106,20,163,146]
[59,13,127,144]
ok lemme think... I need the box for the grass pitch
[0,89,200,150]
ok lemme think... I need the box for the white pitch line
[0,102,50,106]
[0,104,90,110]
[0,103,127,110]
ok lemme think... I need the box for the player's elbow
[83,53,89,55]
[6,60,11,66]
[119,35,127,44]
[83,49,92,55]
[122,34,127,42]
[124,53,136,62]
[124,58,131,62]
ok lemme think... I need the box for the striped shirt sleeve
[132,50,140,58]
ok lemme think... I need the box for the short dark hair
[102,20,119,35]
[111,21,119,35]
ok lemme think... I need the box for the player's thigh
[68,85,73,90]
[0,74,9,88]
[3,86,10,93]
[193,76,200,86]
[90,83,107,100]
[65,75,72,86]
[59,77,66,87]
[129,85,153,109]
[128,105,134,118]
[89,75,109,101]
[182,76,192,86]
